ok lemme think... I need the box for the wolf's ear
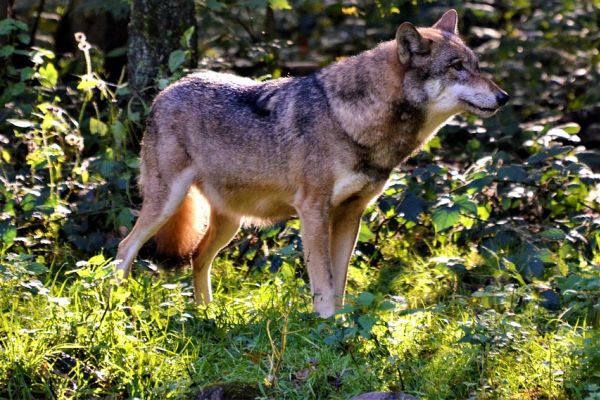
[396,22,430,65]
[433,9,458,34]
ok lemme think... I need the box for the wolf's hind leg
[115,167,197,279]
[192,211,241,304]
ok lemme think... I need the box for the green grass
[1,247,598,399]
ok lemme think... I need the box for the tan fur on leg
[296,194,336,318]
[330,201,365,310]
[192,211,241,304]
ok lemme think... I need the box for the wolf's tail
[153,185,210,259]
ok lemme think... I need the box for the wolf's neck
[318,41,435,168]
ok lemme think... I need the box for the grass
[1,242,598,400]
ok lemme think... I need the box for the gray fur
[116,10,508,318]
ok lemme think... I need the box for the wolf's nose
[496,90,510,106]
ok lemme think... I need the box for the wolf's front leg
[296,200,336,318]
[330,201,365,310]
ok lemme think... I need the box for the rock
[351,392,419,400]
[194,381,261,400]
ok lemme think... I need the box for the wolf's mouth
[460,99,497,113]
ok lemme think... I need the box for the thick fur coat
[116,10,508,317]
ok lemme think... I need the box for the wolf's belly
[199,182,296,221]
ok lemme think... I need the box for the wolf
[115,9,509,318]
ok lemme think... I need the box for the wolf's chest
[418,108,457,143]
[330,170,387,207]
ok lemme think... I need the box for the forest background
[0,0,599,398]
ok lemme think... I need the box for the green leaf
[157,78,170,90]
[111,120,127,145]
[477,204,490,220]
[89,117,108,136]
[6,82,25,96]
[497,165,528,182]
[536,248,555,263]
[527,146,572,167]
[557,123,580,134]
[1,149,10,163]
[458,332,488,345]
[397,191,427,222]
[26,262,48,275]
[432,206,460,232]
[0,18,28,35]
[105,46,127,58]
[454,195,478,215]
[0,45,14,57]
[502,259,527,286]
[20,67,34,80]
[21,193,38,212]
[269,0,292,9]
[17,33,30,44]
[117,208,135,229]
[357,315,376,336]
[38,63,58,88]
[1,225,17,246]
[12,19,27,31]
[77,78,101,91]
[88,254,106,266]
[336,304,356,315]
[180,26,195,48]
[465,176,494,194]
[467,138,481,152]
[356,291,375,307]
[378,300,395,311]
[540,228,566,241]
[358,223,374,242]
[548,146,574,157]
[168,50,187,73]
[0,19,14,35]
[576,152,600,170]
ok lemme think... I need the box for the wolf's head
[396,9,509,118]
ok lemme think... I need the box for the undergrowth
[0,252,598,399]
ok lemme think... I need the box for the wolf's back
[140,71,330,259]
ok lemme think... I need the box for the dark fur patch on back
[237,87,274,118]
[311,74,331,108]
[291,75,334,137]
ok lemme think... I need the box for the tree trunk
[127,0,197,96]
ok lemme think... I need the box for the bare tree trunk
[127,0,197,97]
[3,0,15,19]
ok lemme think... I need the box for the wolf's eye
[451,61,464,71]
